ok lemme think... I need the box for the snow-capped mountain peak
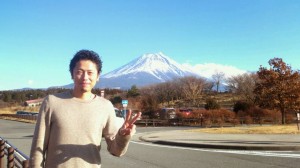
[102,52,194,80]
[92,52,200,89]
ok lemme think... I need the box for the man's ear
[97,74,100,81]
[71,71,74,80]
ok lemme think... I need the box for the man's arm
[103,103,141,157]
[30,97,51,168]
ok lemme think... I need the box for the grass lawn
[188,125,300,134]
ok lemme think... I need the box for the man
[30,50,141,168]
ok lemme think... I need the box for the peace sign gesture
[119,110,141,136]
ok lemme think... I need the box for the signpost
[122,100,128,118]
[296,112,300,131]
[100,90,104,97]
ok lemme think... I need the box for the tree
[226,73,258,103]
[3,92,12,102]
[127,85,140,98]
[152,83,167,105]
[212,71,225,92]
[140,87,160,117]
[254,58,300,124]
[179,76,206,106]
[110,96,122,105]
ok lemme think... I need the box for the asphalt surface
[139,129,300,151]
[1,118,300,153]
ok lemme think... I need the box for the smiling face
[72,60,99,94]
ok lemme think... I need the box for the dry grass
[187,125,300,134]
[0,106,39,114]
[0,116,36,124]
[0,106,21,114]
[0,106,39,123]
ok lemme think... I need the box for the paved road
[0,119,35,154]
[1,119,300,168]
[140,128,300,151]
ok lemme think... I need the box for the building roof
[25,98,44,104]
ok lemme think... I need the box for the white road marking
[130,141,300,159]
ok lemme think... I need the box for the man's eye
[77,71,83,75]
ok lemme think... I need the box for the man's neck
[72,90,94,100]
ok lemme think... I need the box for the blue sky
[1,0,299,90]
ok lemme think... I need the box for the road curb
[139,136,300,151]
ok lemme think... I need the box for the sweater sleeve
[103,102,131,157]
[30,96,52,168]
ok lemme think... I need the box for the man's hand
[119,110,141,136]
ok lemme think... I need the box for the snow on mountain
[102,52,195,80]
[96,52,200,89]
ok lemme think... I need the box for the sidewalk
[139,130,300,151]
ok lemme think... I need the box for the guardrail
[135,117,293,127]
[135,119,168,126]
[0,137,29,168]
[135,118,200,127]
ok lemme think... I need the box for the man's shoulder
[47,91,72,101]
[95,96,114,108]
[96,96,112,104]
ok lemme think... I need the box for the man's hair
[69,49,102,78]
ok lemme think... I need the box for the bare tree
[179,76,206,106]
[171,78,184,100]
[155,81,177,106]
[226,73,258,103]
[140,85,160,114]
[212,71,225,92]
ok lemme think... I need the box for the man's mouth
[81,83,90,86]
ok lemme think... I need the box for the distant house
[24,98,44,107]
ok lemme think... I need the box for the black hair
[69,49,102,78]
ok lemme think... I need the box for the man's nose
[83,72,89,79]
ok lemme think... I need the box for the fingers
[130,124,136,135]
[125,109,132,123]
[119,110,140,136]
[128,112,141,125]
[123,110,141,128]
[119,124,136,136]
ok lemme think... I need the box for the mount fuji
[96,52,200,89]
[63,52,201,89]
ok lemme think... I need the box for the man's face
[72,60,99,93]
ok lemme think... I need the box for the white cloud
[182,63,247,79]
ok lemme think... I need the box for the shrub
[209,109,236,127]
[286,113,295,124]
[203,118,212,128]
[244,116,253,125]
[204,98,220,110]
[233,100,253,113]
[231,118,240,126]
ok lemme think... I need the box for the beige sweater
[30,92,130,168]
